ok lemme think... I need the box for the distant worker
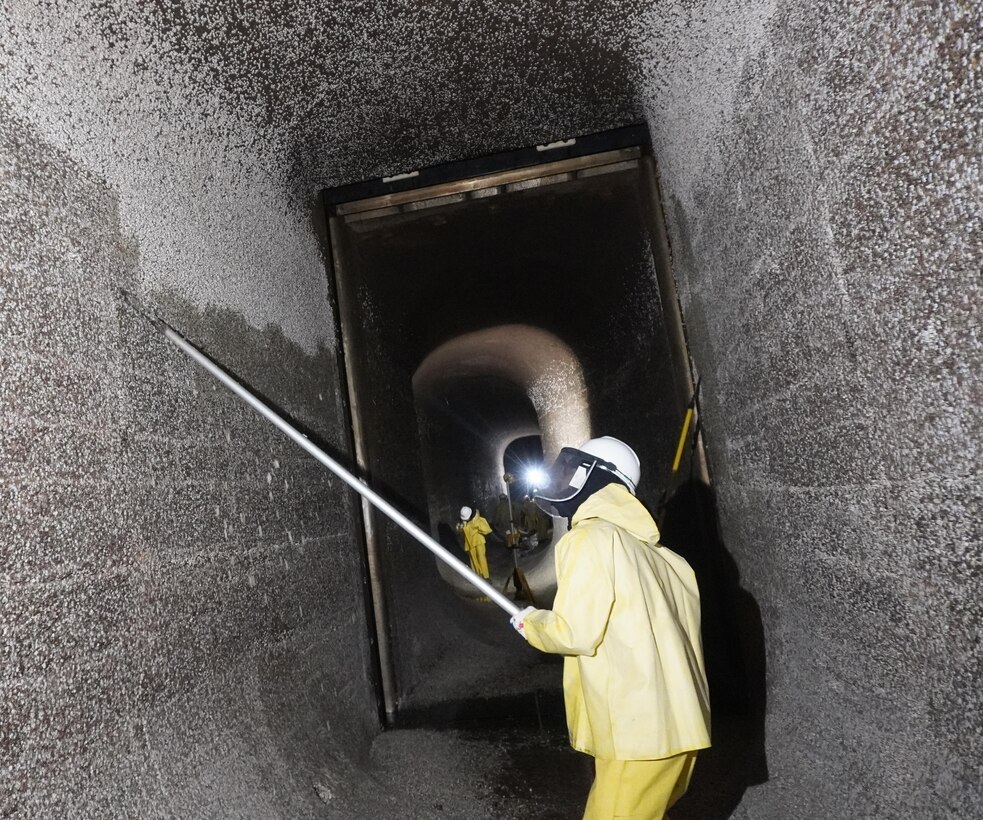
[516,494,538,548]
[458,505,492,580]
[509,436,710,820]
[518,494,535,531]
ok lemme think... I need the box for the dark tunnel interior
[329,153,686,699]
[322,145,767,817]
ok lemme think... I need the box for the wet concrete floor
[376,690,760,819]
[382,690,594,820]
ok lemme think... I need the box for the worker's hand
[509,606,537,640]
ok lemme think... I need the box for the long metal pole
[159,321,521,617]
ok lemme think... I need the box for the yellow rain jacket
[523,483,711,760]
[461,513,492,553]
[461,513,492,579]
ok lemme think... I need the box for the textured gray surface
[1,0,980,818]
[0,106,378,816]
[647,1,982,817]
[0,0,647,352]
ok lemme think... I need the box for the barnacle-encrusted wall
[1,0,979,817]
[642,2,982,817]
[0,102,379,816]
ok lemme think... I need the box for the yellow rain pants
[583,752,697,820]
[467,543,489,579]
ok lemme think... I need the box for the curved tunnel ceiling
[415,374,541,460]
[413,323,591,461]
[413,324,590,597]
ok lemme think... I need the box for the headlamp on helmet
[533,436,640,518]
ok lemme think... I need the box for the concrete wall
[0,16,381,818]
[640,1,981,816]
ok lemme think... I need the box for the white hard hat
[460,506,473,521]
[533,436,641,518]
[577,436,641,494]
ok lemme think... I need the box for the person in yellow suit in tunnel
[458,505,492,580]
[510,437,710,820]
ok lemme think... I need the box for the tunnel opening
[411,324,590,606]
[320,126,746,758]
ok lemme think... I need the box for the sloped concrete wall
[0,69,377,820]
[642,2,981,816]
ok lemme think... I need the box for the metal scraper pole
[146,312,519,617]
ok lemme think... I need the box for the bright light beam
[525,466,549,489]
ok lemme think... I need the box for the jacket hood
[571,483,661,545]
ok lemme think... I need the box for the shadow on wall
[659,479,769,818]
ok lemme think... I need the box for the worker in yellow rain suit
[510,437,710,820]
[458,505,492,580]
